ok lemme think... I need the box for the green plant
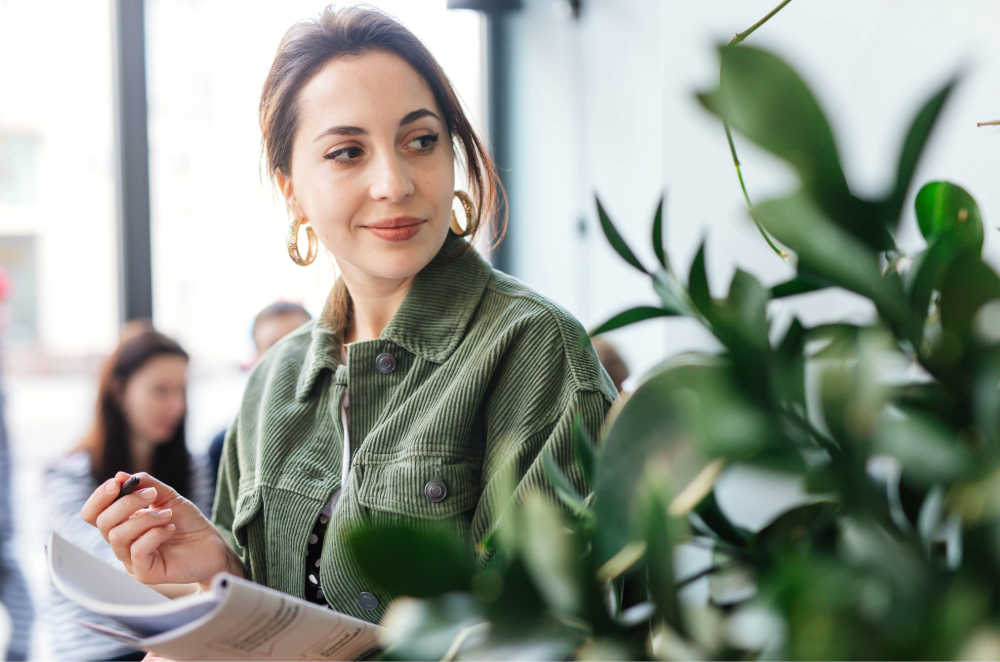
[345,38,1000,662]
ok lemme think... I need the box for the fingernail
[166,524,176,531]
[105,480,117,494]
[155,509,172,518]
[139,487,156,500]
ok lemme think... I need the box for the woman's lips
[364,220,426,242]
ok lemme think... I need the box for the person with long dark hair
[45,326,213,661]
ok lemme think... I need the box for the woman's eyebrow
[313,125,368,142]
[399,108,440,127]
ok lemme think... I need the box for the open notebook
[46,531,382,661]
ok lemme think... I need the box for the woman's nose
[368,150,414,202]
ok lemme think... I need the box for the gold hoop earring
[286,216,318,266]
[450,190,478,236]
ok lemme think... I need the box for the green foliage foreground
[346,45,1000,660]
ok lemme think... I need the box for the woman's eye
[324,146,364,162]
[407,133,439,152]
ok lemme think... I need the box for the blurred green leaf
[694,490,751,548]
[875,413,974,484]
[572,413,597,488]
[885,78,958,225]
[594,356,786,563]
[752,193,880,300]
[753,501,838,555]
[589,306,676,337]
[596,196,648,275]
[541,448,593,523]
[642,474,688,637]
[520,494,586,617]
[699,44,891,251]
[688,241,714,321]
[915,182,983,251]
[379,594,487,662]
[770,274,831,298]
[347,524,473,599]
[940,252,1000,342]
[651,194,668,271]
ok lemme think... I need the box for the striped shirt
[44,450,214,660]
[213,234,618,623]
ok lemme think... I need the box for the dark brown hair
[75,327,192,499]
[259,4,506,333]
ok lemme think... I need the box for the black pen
[113,475,141,503]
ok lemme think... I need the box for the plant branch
[721,0,796,261]
[728,0,795,46]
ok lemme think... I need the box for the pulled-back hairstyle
[259,4,506,334]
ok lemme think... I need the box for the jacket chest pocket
[356,452,481,520]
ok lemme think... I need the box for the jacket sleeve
[211,415,250,581]
[470,311,617,568]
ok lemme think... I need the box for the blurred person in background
[0,266,33,661]
[44,327,213,661]
[206,301,312,496]
[591,336,629,395]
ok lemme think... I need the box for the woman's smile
[362,216,427,242]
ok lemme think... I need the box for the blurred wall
[496,0,1000,386]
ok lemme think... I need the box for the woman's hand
[81,472,244,589]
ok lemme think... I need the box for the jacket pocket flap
[357,454,480,520]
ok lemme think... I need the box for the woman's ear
[275,167,305,219]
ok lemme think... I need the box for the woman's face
[119,355,188,445]
[277,50,456,283]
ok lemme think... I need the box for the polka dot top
[304,344,351,608]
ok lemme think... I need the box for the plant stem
[721,0,796,261]
[725,122,788,259]
[728,0,796,46]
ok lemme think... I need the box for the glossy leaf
[596,196,648,275]
[915,181,983,252]
[651,194,668,270]
[885,77,958,225]
[589,306,676,337]
[688,241,713,320]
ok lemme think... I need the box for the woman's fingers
[80,476,128,527]
[129,523,177,581]
[107,508,174,572]
[94,486,161,541]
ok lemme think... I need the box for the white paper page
[47,531,221,636]
[140,574,382,661]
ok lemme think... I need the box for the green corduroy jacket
[212,233,619,624]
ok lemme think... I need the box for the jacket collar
[295,234,493,401]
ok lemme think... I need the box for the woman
[47,327,213,661]
[82,5,617,626]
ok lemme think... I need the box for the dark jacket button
[424,480,447,502]
[358,591,378,611]
[375,353,396,373]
